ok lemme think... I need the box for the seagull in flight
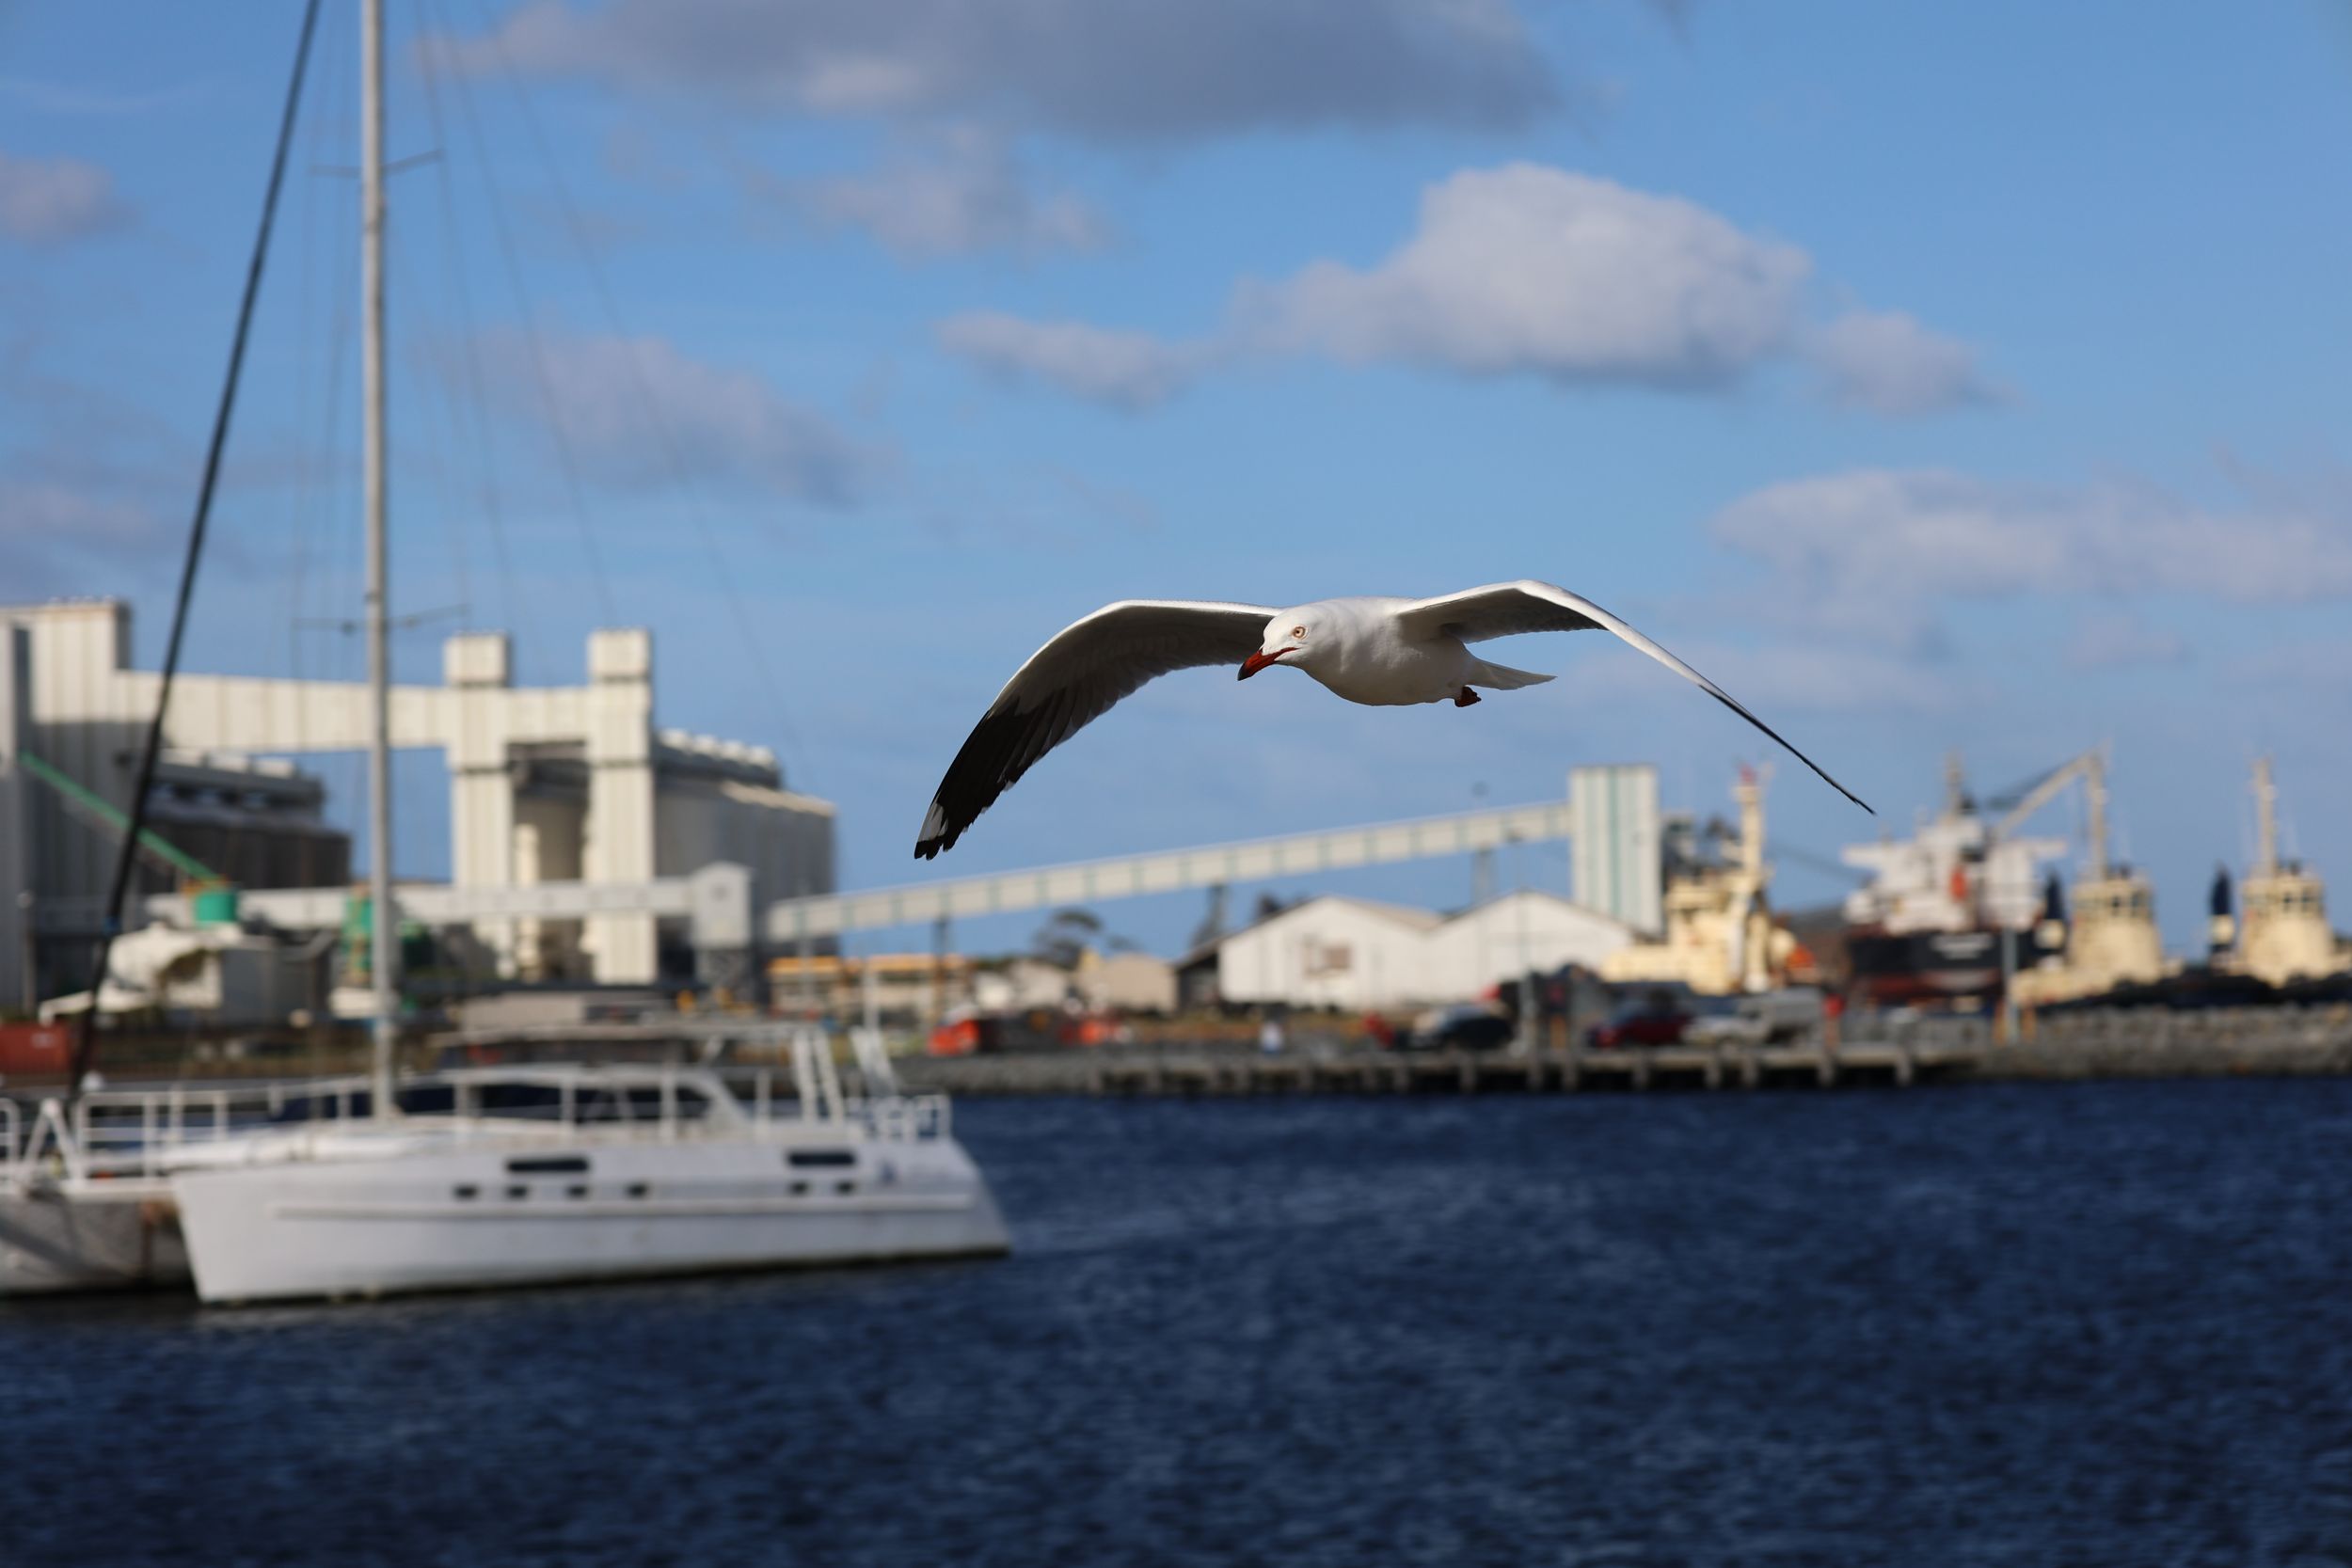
[914,579,1871,859]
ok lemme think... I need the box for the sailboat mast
[362,0,398,1114]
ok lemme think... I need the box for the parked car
[1402,1004,1516,1053]
[1677,993,1762,1048]
[1682,987,1827,1047]
[1585,989,1694,1050]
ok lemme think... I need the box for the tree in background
[1030,907,1105,971]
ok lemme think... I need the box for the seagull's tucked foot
[1454,687,1480,708]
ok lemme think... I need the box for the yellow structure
[2231,757,2346,987]
[767,952,976,1019]
[1600,768,1790,996]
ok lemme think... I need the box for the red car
[1585,991,1694,1049]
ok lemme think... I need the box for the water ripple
[8,1080,2352,1566]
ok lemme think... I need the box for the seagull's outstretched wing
[916,599,1276,858]
[1392,579,1874,815]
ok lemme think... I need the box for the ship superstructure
[1839,748,2173,1009]
[1838,755,2067,1006]
[2224,757,2346,988]
[2008,750,2167,1007]
[1601,766,1790,996]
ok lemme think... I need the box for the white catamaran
[3,0,1009,1304]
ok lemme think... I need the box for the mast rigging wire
[70,0,326,1095]
[415,0,618,624]
[449,0,805,760]
[408,16,534,664]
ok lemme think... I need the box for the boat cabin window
[397,1084,456,1117]
[788,1149,857,1169]
[570,1083,721,1125]
[469,1084,568,1121]
[622,1084,718,1122]
[506,1155,590,1176]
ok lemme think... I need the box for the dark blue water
[9,1080,2352,1566]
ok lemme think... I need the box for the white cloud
[1709,467,2352,638]
[432,0,1557,142]
[939,165,1991,412]
[1243,166,1810,388]
[790,127,1105,259]
[2066,610,2188,670]
[0,150,126,243]
[936,313,1209,410]
[473,328,881,506]
[1805,308,2001,415]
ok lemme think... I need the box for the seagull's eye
[1291,626,1306,639]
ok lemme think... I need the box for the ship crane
[1991,746,2111,879]
[1839,749,2134,1013]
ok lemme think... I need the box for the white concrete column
[444,632,517,977]
[582,628,658,983]
[0,626,31,1010]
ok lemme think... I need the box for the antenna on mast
[362,0,400,1116]
[2252,755,2279,878]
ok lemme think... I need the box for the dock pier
[905,1040,1966,1099]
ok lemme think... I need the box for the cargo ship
[1838,753,2090,1008]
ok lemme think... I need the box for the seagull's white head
[1239,608,1322,681]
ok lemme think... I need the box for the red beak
[1238,648,1295,680]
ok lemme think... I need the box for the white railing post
[790,1032,818,1123]
[810,1027,846,1126]
[850,1025,898,1099]
[33,1099,87,1183]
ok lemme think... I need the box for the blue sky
[3,0,2349,958]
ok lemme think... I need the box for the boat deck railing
[27,1076,381,1182]
[4,1037,950,1184]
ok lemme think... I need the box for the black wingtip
[1823,777,1874,816]
[1698,689,1873,818]
[914,838,944,861]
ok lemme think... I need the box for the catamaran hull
[0,1183,190,1296]
[171,1134,1009,1305]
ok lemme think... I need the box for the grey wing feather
[915,599,1274,858]
[1392,580,1874,815]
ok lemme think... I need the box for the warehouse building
[1185,889,1636,1012]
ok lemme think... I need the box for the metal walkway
[762,801,1575,943]
[150,800,1576,944]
